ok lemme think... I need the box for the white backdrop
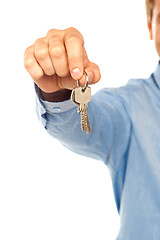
[0,0,159,239]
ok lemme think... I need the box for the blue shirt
[35,62,160,239]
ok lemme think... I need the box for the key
[80,104,88,131]
[71,70,91,134]
[74,86,91,133]
[71,88,81,113]
[86,113,91,134]
[75,86,91,111]
[83,105,91,134]
[71,87,88,131]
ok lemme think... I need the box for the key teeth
[80,108,91,133]
[81,110,87,132]
[86,117,91,134]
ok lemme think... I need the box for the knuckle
[66,27,84,45]
[49,36,61,45]
[34,37,44,46]
[68,27,79,34]
[24,46,32,57]
[68,27,77,32]
[66,35,76,44]
[24,57,34,69]
[50,46,64,58]
[33,71,44,80]
[47,29,56,36]
[47,29,61,38]
[47,29,54,36]
[36,48,48,60]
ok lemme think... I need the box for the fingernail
[72,68,82,78]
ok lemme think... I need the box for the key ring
[77,71,88,91]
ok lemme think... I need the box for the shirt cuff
[35,84,76,114]
[40,98,76,113]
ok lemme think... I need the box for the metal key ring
[77,71,88,91]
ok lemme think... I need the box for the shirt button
[53,107,61,112]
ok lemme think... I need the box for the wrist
[40,89,72,102]
[34,84,72,102]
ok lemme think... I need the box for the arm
[36,86,132,169]
[24,27,131,169]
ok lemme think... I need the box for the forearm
[44,100,112,162]
[36,89,114,163]
[36,87,131,168]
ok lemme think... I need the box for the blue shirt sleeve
[35,86,132,170]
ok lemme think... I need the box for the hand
[24,27,101,93]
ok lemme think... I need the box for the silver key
[71,70,91,134]
[80,105,88,131]
[74,86,91,133]
[86,113,91,134]
[71,87,88,131]
[75,86,91,111]
[83,105,91,134]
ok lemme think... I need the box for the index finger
[64,28,84,80]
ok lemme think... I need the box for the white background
[0,0,159,239]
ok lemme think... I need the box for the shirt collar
[153,61,160,89]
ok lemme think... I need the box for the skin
[147,0,160,56]
[24,27,101,100]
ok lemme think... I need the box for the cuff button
[53,107,61,112]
